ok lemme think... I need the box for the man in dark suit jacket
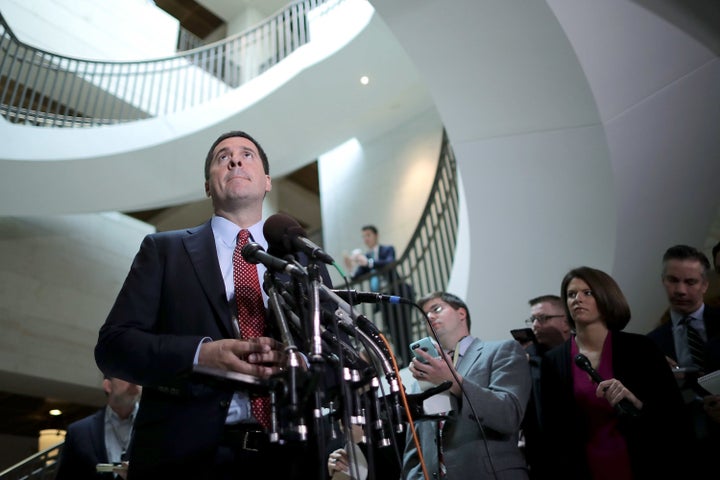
[347,225,396,284]
[95,131,328,479]
[647,244,720,477]
[55,377,140,480]
[519,295,571,479]
[346,225,416,365]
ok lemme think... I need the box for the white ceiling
[198,0,291,22]
[0,2,434,215]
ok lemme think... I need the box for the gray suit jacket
[402,338,531,479]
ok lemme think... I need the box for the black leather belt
[222,423,268,452]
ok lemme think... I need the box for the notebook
[698,370,720,395]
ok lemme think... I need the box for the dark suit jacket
[646,304,720,370]
[352,244,396,279]
[538,332,692,480]
[646,303,720,474]
[519,342,548,479]
[55,408,114,480]
[95,220,332,478]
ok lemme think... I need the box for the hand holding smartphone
[96,463,123,473]
[410,337,440,363]
[510,327,536,345]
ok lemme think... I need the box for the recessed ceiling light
[49,409,62,416]
[360,76,369,85]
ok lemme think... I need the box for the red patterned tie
[233,229,272,430]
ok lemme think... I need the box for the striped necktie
[683,316,706,372]
[437,347,460,477]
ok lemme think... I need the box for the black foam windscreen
[263,212,305,257]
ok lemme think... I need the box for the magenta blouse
[571,332,633,480]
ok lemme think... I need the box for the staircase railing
[343,130,459,367]
[0,441,63,480]
[0,0,334,127]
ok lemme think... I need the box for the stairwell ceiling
[197,0,290,22]
[0,1,434,216]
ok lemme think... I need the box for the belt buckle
[242,430,262,452]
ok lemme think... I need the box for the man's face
[662,259,708,314]
[204,136,271,210]
[529,301,569,347]
[422,299,468,341]
[362,229,378,249]
[104,378,142,408]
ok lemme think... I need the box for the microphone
[331,289,414,306]
[241,242,307,278]
[574,354,640,417]
[264,213,334,264]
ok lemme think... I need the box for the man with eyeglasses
[520,295,570,479]
[402,292,531,479]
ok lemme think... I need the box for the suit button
[219,400,230,408]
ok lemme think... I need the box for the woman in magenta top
[536,267,691,479]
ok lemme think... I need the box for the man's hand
[703,395,720,423]
[198,337,286,378]
[113,462,129,480]
[409,349,462,395]
[664,355,685,380]
[354,253,369,267]
[327,448,350,477]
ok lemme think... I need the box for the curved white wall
[372,0,720,339]
[0,0,397,215]
[1,0,719,409]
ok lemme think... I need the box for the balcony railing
[0,441,63,480]
[0,0,332,127]
[343,130,459,367]
[0,0,460,368]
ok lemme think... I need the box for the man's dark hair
[560,266,631,331]
[361,225,378,235]
[204,130,269,180]
[712,241,720,271]
[661,244,711,279]
[417,291,472,330]
[528,294,562,308]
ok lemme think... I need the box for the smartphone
[510,327,536,345]
[96,463,123,473]
[410,336,440,363]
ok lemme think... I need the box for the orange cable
[378,333,430,480]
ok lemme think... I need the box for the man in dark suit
[95,131,324,479]
[519,295,570,478]
[55,376,140,479]
[346,225,415,365]
[348,225,397,287]
[647,244,720,476]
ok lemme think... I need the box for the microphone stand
[307,263,324,363]
[264,271,308,442]
[319,285,405,436]
[304,263,329,480]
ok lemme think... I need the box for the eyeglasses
[525,314,565,326]
[424,304,445,315]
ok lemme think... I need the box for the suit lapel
[183,221,235,338]
[705,305,720,338]
[92,408,109,463]
[456,338,483,377]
